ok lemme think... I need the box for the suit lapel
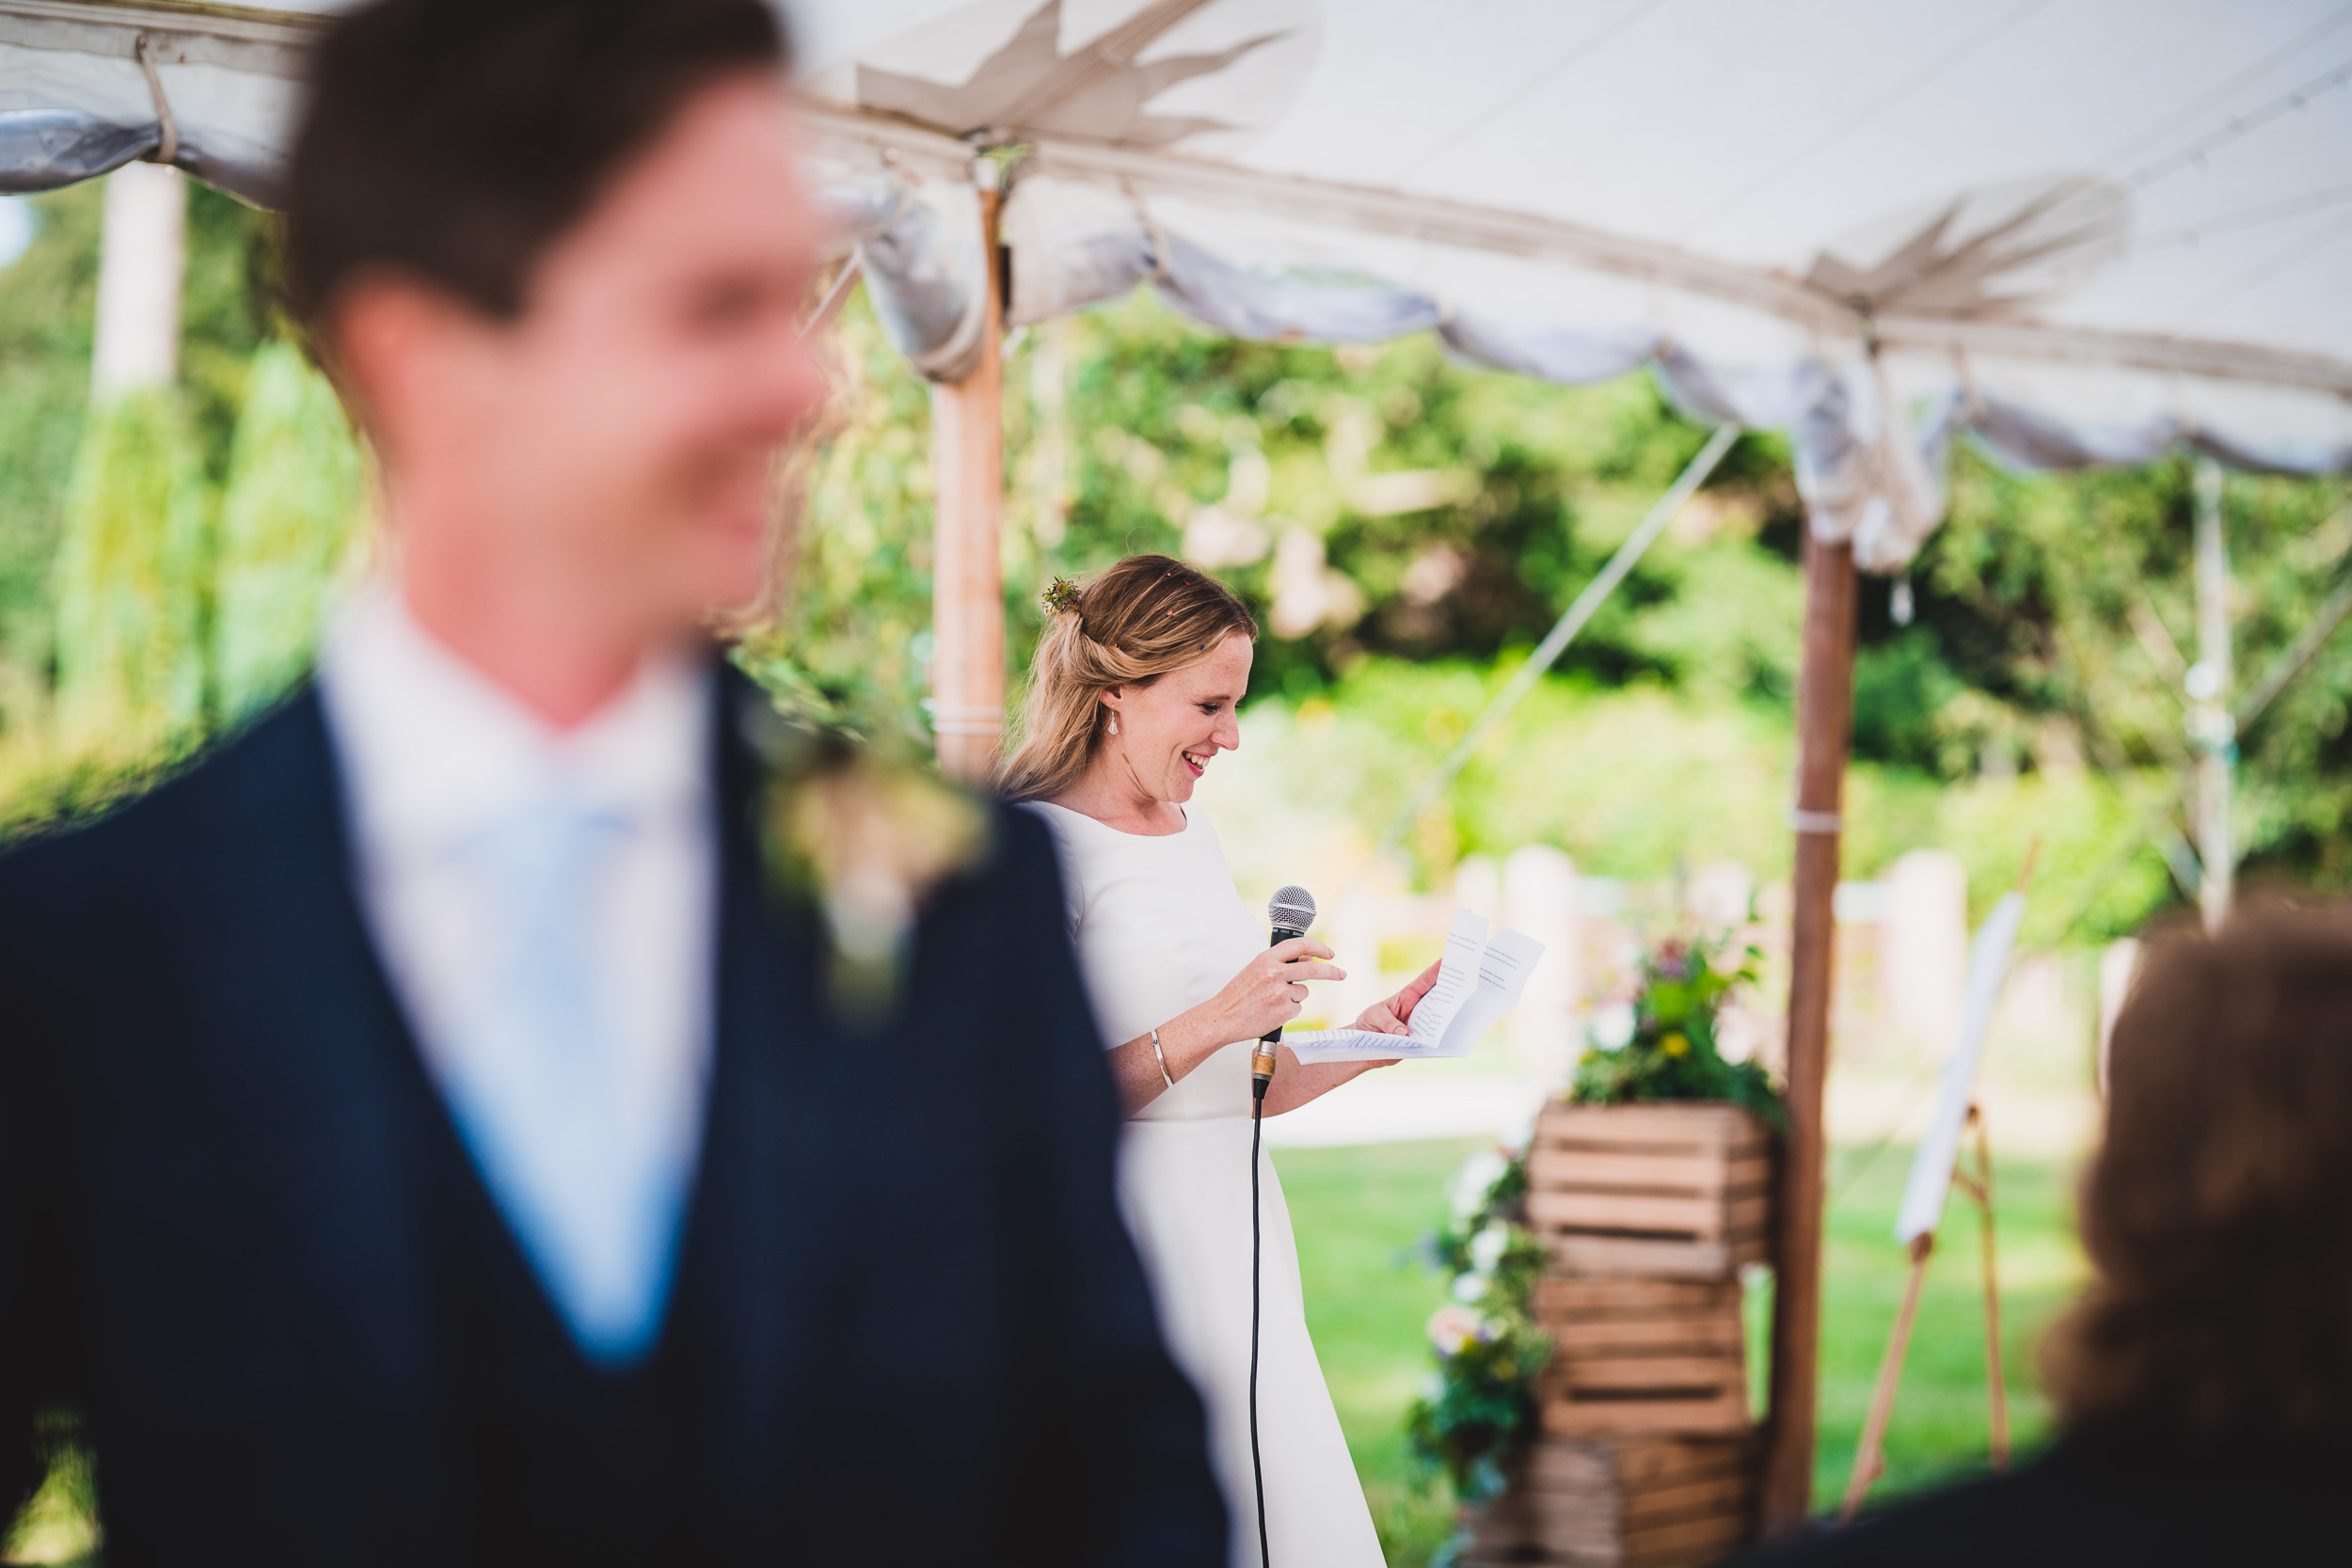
[171,689,470,1516]
[658,675,838,1491]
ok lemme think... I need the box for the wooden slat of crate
[1542,1387,1749,1437]
[1534,1103,1769,1154]
[1602,1437,1750,1493]
[1525,1103,1776,1281]
[1461,1436,1756,1568]
[1526,1182,1774,1238]
[1529,1146,1751,1186]
[1558,1354,1740,1391]
[1546,1314,1744,1355]
[1623,1472,1748,1528]
[1535,1266,1752,1439]
[1538,1278,1741,1318]
[1544,1231,1769,1279]
[1527,1189,1772,1237]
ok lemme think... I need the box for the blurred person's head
[998,557,1259,806]
[287,0,824,721]
[2042,902,2352,1441]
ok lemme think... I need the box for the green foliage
[1406,1145,1549,1505]
[1,1408,98,1565]
[737,288,938,748]
[0,172,354,834]
[1569,926,1783,1126]
[51,388,213,750]
[754,288,1803,735]
[178,182,278,476]
[0,185,102,713]
[0,176,281,741]
[212,341,364,722]
[1875,447,2352,892]
[1044,297,1801,706]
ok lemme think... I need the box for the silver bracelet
[1150,1026,1175,1089]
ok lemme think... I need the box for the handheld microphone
[1253,885,1317,1103]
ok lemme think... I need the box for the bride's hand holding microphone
[1202,937,1346,1044]
[1106,939,1346,1116]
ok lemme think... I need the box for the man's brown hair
[285,0,791,335]
[2042,901,2352,1437]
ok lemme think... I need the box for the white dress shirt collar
[318,578,713,850]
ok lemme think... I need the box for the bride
[1002,556,1437,1567]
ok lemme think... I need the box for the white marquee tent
[7,1,2350,565]
[7,0,2350,1529]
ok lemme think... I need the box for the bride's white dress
[1029,802,1383,1568]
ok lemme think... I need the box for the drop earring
[1107,714,1120,736]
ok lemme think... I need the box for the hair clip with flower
[1042,577,1082,616]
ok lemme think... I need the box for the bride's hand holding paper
[1328,959,1444,1067]
[1286,911,1546,1064]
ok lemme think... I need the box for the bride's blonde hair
[997,555,1258,803]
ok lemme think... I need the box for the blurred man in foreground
[0,1,1222,1562]
[1742,902,2352,1566]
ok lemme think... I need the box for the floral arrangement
[1406,1141,1551,1504]
[748,705,991,1025]
[1569,926,1782,1127]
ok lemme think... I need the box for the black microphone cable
[1249,885,1316,1568]
[1248,1070,1271,1568]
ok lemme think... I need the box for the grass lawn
[1277,1133,2089,1567]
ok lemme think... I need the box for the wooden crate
[1524,1103,1774,1279]
[1535,1278,1750,1437]
[1462,1435,1756,1568]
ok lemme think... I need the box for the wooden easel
[1837,1101,2009,1521]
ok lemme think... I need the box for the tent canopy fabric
[6,0,2349,565]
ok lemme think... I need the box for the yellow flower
[1661,1032,1690,1058]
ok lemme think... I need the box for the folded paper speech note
[1285,910,1545,1064]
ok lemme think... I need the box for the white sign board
[1894,891,2026,1246]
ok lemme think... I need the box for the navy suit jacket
[0,676,1224,1566]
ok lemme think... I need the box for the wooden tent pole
[1838,1232,1933,1522]
[1761,530,1859,1532]
[930,162,1008,783]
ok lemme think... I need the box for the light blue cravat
[442,793,694,1367]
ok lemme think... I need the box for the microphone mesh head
[1268,885,1317,933]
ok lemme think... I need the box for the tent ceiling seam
[1012,130,1858,334]
[1676,0,2058,245]
[2090,2,2352,173]
[801,103,2352,400]
[1873,318,2352,400]
[2120,52,2352,193]
[1396,0,1671,183]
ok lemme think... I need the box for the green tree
[212,341,366,723]
[51,387,214,750]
